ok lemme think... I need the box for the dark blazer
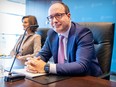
[37,22,102,76]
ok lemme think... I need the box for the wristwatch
[44,64,50,73]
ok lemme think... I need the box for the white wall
[0,0,25,55]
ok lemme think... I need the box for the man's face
[48,3,71,33]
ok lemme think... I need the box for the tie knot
[60,35,64,40]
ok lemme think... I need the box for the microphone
[30,25,39,28]
[4,27,29,82]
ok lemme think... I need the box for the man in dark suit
[25,2,102,76]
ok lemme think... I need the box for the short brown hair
[22,15,38,32]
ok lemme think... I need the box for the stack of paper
[12,69,46,78]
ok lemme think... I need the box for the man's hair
[51,2,70,14]
[22,15,38,32]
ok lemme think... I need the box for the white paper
[12,68,46,78]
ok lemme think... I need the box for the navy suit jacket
[37,22,102,76]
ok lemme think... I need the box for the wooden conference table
[1,75,116,87]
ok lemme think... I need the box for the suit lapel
[67,22,76,62]
[52,35,59,63]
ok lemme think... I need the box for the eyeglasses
[47,13,66,22]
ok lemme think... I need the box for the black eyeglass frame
[47,13,67,22]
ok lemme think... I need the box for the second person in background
[10,15,41,64]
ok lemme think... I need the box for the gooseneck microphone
[4,25,39,82]
[30,25,39,28]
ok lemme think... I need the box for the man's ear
[67,13,71,18]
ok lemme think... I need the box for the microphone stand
[4,27,29,82]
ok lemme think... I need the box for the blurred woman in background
[10,15,41,64]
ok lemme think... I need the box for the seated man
[25,2,102,76]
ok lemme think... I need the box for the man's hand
[25,57,46,73]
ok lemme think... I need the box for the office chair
[37,22,115,80]
[36,28,50,47]
[79,22,114,80]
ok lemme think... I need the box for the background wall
[26,0,116,72]
[0,0,25,55]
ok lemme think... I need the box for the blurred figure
[10,15,41,64]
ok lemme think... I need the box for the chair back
[79,22,114,76]
[36,28,50,47]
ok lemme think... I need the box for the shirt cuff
[49,64,56,74]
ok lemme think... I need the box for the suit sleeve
[36,29,55,62]
[36,37,53,62]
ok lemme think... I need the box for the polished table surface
[1,76,116,87]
